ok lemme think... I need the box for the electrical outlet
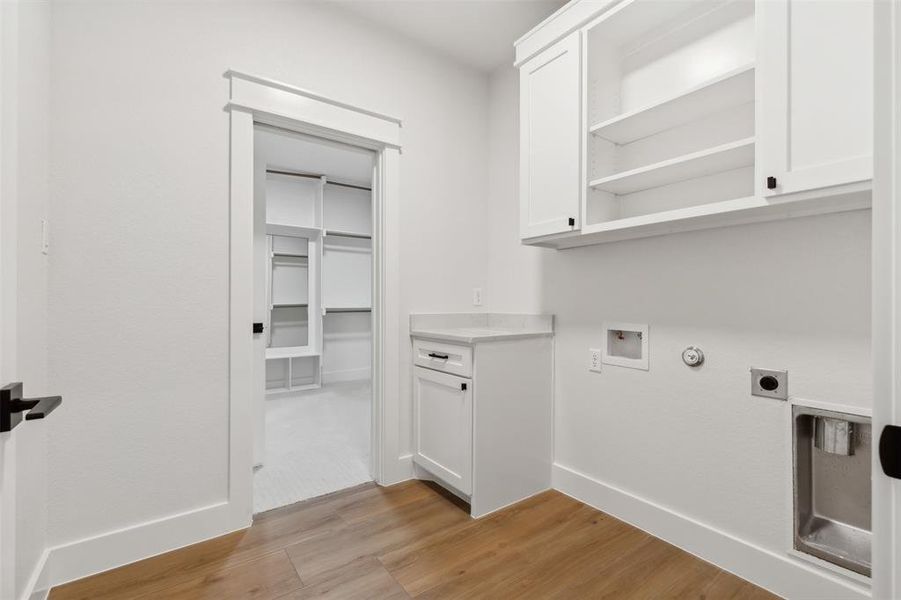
[589,348,602,373]
[472,287,482,306]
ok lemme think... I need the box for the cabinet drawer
[412,338,472,378]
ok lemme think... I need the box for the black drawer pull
[427,352,449,360]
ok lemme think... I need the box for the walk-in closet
[252,125,374,514]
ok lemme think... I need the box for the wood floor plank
[275,557,409,600]
[383,491,586,596]
[49,501,340,600]
[285,490,471,584]
[49,481,779,600]
[135,550,302,600]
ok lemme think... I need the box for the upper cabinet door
[520,31,581,239]
[757,0,873,197]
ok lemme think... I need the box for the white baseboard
[42,501,241,590]
[321,367,371,384]
[553,463,870,600]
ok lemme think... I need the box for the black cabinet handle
[1,382,63,433]
[461,382,467,391]
[427,352,449,360]
[252,322,264,334]
[568,217,575,227]
[767,176,777,190]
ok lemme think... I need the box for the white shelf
[266,223,322,239]
[588,137,755,195]
[266,346,320,360]
[532,184,872,250]
[589,64,755,145]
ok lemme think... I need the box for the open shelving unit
[262,165,373,394]
[583,0,758,232]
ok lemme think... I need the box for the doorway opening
[252,124,375,514]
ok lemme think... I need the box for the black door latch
[1,382,62,433]
[880,425,901,479]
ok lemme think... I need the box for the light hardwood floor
[50,480,779,599]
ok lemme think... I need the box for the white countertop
[409,313,553,344]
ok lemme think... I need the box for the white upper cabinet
[757,0,873,197]
[515,0,873,249]
[520,31,581,239]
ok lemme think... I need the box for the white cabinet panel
[413,366,472,495]
[520,31,581,239]
[758,0,873,196]
[323,236,371,309]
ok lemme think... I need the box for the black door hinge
[766,176,777,190]
[880,425,901,479]
[253,322,264,334]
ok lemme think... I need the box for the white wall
[47,0,490,552]
[487,65,872,583]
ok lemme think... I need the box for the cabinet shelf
[266,346,320,360]
[272,303,308,309]
[588,137,755,195]
[589,64,755,145]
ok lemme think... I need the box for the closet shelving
[263,167,372,393]
[581,0,758,236]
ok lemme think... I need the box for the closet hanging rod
[266,169,372,192]
[325,230,372,240]
[325,307,372,313]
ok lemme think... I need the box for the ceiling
[328,0,568,72]
[255,126,375,186]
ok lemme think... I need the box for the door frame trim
[873,2,900,597]
[226,70,405,529]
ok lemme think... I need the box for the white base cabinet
[411,330,553,518]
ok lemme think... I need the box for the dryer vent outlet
[750,367,788,400]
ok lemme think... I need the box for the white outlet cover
[589,348,602,373]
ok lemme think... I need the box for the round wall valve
[681,346,704,367]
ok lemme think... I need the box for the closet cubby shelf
[589,64,755,145]
[272,303,308,308]
[266,346,320,360]
[588,137,755,195]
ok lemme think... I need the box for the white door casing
[873,0,900,596]
[227,71,404,529]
